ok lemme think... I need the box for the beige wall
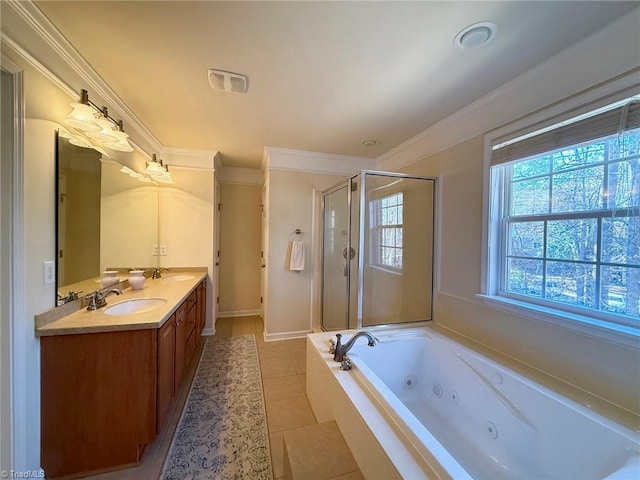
[265,170,347,337]
[100,162,158,270]
[399,136,640,425]
[159,167,215,329]
[218,183,262,315]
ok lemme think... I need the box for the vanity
[36,271,207,478]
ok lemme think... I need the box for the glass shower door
[321,185,350,331]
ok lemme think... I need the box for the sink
[104,298,166,315]
[162,274,196,282]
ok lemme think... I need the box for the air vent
[207,69,249,93]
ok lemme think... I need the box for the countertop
[36,270,207,337]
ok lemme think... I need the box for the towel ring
[289,229,304,241]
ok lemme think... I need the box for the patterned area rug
[161,335,272,480]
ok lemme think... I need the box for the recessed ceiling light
[362,139,378,146]
[454,21,497,50]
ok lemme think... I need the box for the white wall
[264,169,347,337]
[20,119,58,471]
[158,167,215,331]
[100,162,158,270]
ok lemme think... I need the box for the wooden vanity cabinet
[41,329,157,478]
[157,279,206,432]
[41,279,207,478]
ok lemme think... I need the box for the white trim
[217,167,264,185]
[160,147,218,170]
[376,9,640,173]
[0,54,22,473]
[217,309,261,318]
[476,294,639,349]
[264,329,310,342]
[201,327,215,336]
[263,147,376,176]
[3,57,29,471]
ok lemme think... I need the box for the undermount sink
[162,274,196,282]
[104,298,166,315]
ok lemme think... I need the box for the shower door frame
[321,181,353,331]
[321,170,438,331]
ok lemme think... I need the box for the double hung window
[371,192,403,271]
[489,100,640,330]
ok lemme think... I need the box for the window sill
[475,294,640,349]
[368,264,403,276]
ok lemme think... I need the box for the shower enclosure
[321,171,436,331]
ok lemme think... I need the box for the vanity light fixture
[145,154,175,184]
[64,89,134,153]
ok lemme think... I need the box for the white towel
[290,240,305,271]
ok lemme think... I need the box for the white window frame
[479,74,640,347]
[369,192,403,273]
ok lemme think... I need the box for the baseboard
[217,309,261,318]
[202,327,215,336]
[264,329,311,342]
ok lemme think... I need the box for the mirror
[55,133,159,305]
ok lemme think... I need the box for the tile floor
[216,315,316,479]
[83,315,322,480]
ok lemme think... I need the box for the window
[489,100,640,331]
[371,192,403,271]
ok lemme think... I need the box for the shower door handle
[342,247,355,260]
[344,263,348,277]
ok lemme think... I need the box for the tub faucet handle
[340,356,352,371]
[328,337,336,354]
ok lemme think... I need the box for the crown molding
[263,147,376,176]
[160,146,219,170]
[376,7,640,172]
[4,0,164,154]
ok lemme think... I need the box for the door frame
[1,55,25,472]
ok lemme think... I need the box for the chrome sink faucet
[85,288,122,311]
[152,267,170,279]
[333,331,377,362]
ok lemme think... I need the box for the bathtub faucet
[333,332,377,362]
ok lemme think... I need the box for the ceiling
[34,1,638,169]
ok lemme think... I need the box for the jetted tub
[306,329,639,479]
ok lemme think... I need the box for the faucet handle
[328,337,336,354]
[340,356,352,371]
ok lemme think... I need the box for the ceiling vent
[208,69,249,93]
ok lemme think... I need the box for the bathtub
[306,328,640,479]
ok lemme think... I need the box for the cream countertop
[36,271,207,337]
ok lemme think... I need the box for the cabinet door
[186,301,197,340]
[157,314,176,433]
[175,304,187,390]
[197,280,206,335]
